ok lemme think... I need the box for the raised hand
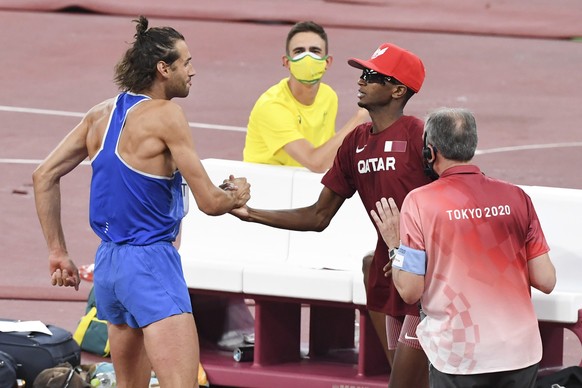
[370,197,400,248]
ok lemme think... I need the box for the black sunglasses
[360,69,402,86]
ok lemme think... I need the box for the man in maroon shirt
[231,43,431,387]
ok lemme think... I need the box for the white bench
[519,185,582,371]
[179,158,582,386]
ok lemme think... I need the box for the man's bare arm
[161,102,250,215]
[392,269,424,305]
[284,108,369,172]
[528,253,556,294]
[32,114,91,290]
[231,186,344,232]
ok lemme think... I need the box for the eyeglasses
[360,69,402,86]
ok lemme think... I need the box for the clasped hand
[220,175,251,209]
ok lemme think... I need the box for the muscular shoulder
[85,98,116,122]
[142,99,184,116]
[84,98,117,156]
[136,99,187,129]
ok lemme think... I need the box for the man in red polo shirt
[372,107,556,387]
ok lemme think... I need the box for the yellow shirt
[243,78,338,167]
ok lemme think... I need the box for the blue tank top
[89,92,184,245]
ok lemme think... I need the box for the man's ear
[157,61,170,78]
[325,55,333,69]
[392,84,408,99]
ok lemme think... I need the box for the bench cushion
[520,185,582,323]
[180,159,298,291]
[243,263,355,303]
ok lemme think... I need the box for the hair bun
[134,15,149,38]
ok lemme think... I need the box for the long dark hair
[114,16,185,93]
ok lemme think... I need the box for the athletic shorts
[93,241,192,328]
[386,314,422,350]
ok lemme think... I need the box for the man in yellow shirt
[244,21,367,172]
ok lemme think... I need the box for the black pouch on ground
[0,350,17,388]
[0,319,81,384]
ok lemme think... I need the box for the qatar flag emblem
[384,141,407,152]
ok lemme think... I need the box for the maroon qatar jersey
[322,115,432,316]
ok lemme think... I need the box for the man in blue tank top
[33,16,250,387]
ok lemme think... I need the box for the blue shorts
[93,241,192,328]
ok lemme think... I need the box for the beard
[171,81,191,99]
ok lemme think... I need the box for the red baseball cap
[348,43,425,93]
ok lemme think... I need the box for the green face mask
[287,52,328,85]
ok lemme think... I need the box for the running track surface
[0,1,580,364]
